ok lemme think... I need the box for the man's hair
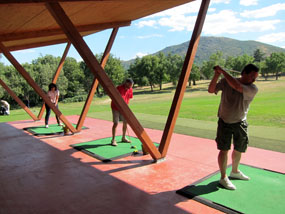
[48,83,57,91]
[125,78,134,84]
[241,64,259,75]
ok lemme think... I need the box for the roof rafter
[1,0,149,4]
[0,21,131,42]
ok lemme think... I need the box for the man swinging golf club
[208,64,259,190]
[111,78,134,146]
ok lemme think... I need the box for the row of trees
[200,49,285,81]
[1,49,285,108]
[128,49,285,89]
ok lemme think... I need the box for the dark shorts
[215,118,249,152]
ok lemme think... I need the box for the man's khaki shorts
[112,109,126,124]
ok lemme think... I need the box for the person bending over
[110,78,134,146]
[208,64,259,190]
[0,100,10,115]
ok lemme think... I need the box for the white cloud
[203,10,280,35]
[240,3,285,18]
[147,1,201,18]
[137,34,163,39]
[240,0,258,7]
[14,49,36,53]
[135,1,283,40]
[133,52,148,59]
[257,32,285,43]
[208,8,217,13]
[147,0,230,19]
[158,14,196,32]
[212,0,230,4]
[136,20,157,28]
[156,9,280,34]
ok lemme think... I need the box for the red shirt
[111,84,133,111]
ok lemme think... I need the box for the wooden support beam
[0,21,131,42]
[0,42,77,133]
[76,28,118,131]
[38,42,71,119]
[0,0,147,3]
[0,79,38,121]
[159,0,210,157]
[1,38,69,53]
[46,2,161,160]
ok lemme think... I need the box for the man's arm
[55,91,59,105]
[213,66,243,93]
[208,69,221,93]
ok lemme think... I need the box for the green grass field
[1,77,284,152]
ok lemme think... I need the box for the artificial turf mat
[176,164,285,214]
[23,123,87,136]
[71,135,159,162]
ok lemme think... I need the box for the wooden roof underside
[0,0,194,52]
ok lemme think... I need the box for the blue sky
[1,0,285,65]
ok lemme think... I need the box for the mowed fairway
[1,77,284,152]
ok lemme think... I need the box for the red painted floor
[1,115,284,214]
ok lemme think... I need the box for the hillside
[122,36,285,69]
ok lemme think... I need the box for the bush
[61,95,87,103]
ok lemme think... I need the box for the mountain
[122,36,285,69]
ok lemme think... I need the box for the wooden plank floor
[1,115,284,214]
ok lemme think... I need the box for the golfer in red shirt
[111,78,134,146]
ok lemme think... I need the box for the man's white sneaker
[230,171,250,180]
[45,125,49,128]
[219,177,236,190]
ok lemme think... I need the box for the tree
[225,54,254,77]
[201,51,225,79]
[253,49,265,63]
[129,57,148,87]
[32,55,68,102]
[189,64,200,86]
[63,57,85,97]
[166,54,183,86]
[264,52,285,80]
[81,54,127,95]
[104,54,127,86]
[155,53,169,90]
[0,62,6,99]
[142,55,157,91]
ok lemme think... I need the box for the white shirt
[47,90,59,104]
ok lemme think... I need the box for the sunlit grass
[1,77,285,152]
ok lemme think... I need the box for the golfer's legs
[45,104,51,125]
[112,110,119,141]
[218,150,229,179]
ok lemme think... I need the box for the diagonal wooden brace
[0,42,77,133]
[0,79,38,121]
[38,42,71,120]
[76,28,118,131]
[46,2,161,160]
[159,0,211,157]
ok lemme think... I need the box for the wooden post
[159,0,211,157]
[0,42,77,133]
[76,28,118,131]
[38,42,71,119]
[46,2,161,160]
[0,79,38,121]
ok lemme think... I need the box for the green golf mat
[71,136,159,162]
[23,123,88,136]
[177,164,285,214]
